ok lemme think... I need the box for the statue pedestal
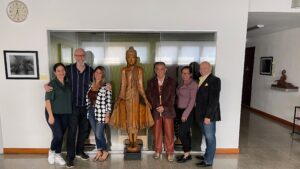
[271,85,299,92]
[124,139,143,160]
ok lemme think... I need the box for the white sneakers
[54,154,66,165]
[48,150,55,164]
[48,150,66,166]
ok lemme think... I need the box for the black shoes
[196,161,212,167]
[195,155,205,160]
[76,152,89,160]
[176,155,184,160]
[66,160,74,168]
[177,155,192,163]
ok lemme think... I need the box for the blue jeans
[200,121,216,165]
[88,107,107,151]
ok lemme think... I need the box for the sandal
[153,152,161,159]
[99,151,109,162]
[93,151,102,161]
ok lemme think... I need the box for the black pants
[67,106,89,160]
[177,108,194,152]
[45,111,69,154]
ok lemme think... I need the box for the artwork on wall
[3,50,39,79]
[260,56,273,76]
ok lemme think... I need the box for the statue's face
[126,52,137,66]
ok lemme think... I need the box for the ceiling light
[292,0,300,8]
[247,25,264,32]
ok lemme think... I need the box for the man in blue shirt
[65,48,93,168]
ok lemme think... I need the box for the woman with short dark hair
[45,63,72,166]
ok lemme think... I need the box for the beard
[77,61,85,67]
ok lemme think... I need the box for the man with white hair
[195,61,221,167]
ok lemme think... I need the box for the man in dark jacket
[195,61,221,167]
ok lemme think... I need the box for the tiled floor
[1,107,300,169]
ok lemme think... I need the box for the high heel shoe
[93,152,102,161]
[99,152,109,162]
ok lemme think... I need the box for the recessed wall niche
[48,31,217,151]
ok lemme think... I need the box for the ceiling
[247,12,300,38]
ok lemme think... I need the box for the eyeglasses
[75,54,85,57]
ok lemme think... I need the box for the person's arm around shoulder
[44,83,53,92]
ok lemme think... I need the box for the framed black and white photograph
[260,56,273,76]
[4,50,39,79]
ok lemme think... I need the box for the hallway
[1,108,300,169]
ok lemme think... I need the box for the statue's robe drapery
[110,65,154,130]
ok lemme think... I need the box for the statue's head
[282,69,286,74]
[126,46,137,66]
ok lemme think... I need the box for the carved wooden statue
[109,47,154,152]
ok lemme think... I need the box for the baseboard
[4,148,49,154]
[3,148,240,154]
[243,105,300,130]
[216,148,240,154]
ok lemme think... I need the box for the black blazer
[195,74,221,125]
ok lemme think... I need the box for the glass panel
[61,45,73,64]
[81,41,105,67]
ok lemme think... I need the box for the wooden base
[123,139,143,160]
[124,144,142,160]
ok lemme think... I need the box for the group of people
[44,47,221,168]
[45,48,111,168]
[145,60,221,168]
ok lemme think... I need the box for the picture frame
[260,56,273,76]
[3,50,39,79]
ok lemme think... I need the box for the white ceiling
[247,12,300,38]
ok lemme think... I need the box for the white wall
[248,27,300,124]
[249,0,300,12]
[0,0,249,150]
[0,114,3,154]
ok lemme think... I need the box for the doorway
[242,47,255,106]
